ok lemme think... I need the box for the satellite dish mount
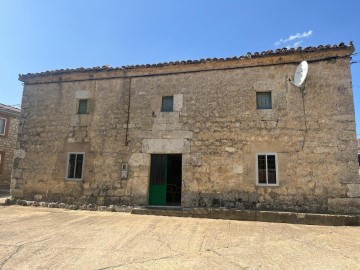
[289,61,308,90]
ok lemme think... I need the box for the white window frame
[0,117,7,135]
[256,153,279,187]
[65,152,85,180]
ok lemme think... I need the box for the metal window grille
[78,100,88,114]
[256,92,272,109]
[257,154,277,185]
[161,96,174,112]
[67,153,84,179]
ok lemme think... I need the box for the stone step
[131,208,360,226]
[132,208,191,217]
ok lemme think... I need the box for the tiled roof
[0,103,21,114]
[19,42,354,80]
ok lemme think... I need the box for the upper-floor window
[66,153,85,180]
[256,153,278,186]
[78,99,88,114]
[161,96,174,112]
[256,92,272,109]
[0,117,6,135]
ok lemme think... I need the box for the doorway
[149,154,182,206]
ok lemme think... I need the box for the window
[78,99,88,114]
[0,117,6,135]
[358,154,360,167]
[66,153,85,180]
[256,153,278,186]
[256,92,272,109]
[161,96,174,112]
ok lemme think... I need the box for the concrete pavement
[0,205,359,270]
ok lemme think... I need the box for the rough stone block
[142,139,190,154]
[151,123,167,131]
[12,169,22,179]
[173,94,183,112]
[183,153,202,166]
[34,194,43,201]
[225,147,236,153]
[328,198,360,214]
[129,153,150,167]
[80,115,91,126]
[233,165,244,174]
[69,115,79,126]
[166,123,183,130]
[14,149,26,159]
[10,188,24,198]
[75,90,91,99]
[347,184,360,198]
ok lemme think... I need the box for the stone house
[0,103,20,189]
[12,42,360,214]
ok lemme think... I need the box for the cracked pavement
[0,206,359,270]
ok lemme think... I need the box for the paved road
[0,206,359,270]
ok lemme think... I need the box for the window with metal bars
[78,99,88,114]
[256,153,278,186]
[256,92,272,109]
[161,96,174,112]
[66,153,84,180]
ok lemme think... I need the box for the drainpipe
[125,77,131,146]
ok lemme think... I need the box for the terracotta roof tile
[19,42,354,80]
[0,103,21,114]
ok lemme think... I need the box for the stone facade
[0,104,20,189]
[13,43,360,214]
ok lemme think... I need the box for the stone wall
[12,46,360,214]
[0,111,19,189]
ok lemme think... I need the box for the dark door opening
[149,154,182,206]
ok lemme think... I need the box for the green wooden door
[149,155,167,205]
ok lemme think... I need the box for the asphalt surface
[0,206,359,270]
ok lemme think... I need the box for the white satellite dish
[293,61,308,87]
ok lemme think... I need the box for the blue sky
[1,0,360,136]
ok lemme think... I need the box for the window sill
[256,184,279,187]
[65,178,83,181]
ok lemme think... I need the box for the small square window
[161,96,174,112]
[256,92,272,109]
[256,153,278,186]
[0,118,6,135]
[66,153,84,180]
[78,100,88,114]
